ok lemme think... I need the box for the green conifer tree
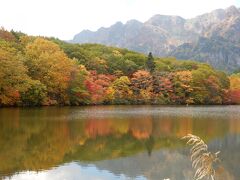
[146,52,155,73]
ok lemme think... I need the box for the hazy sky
[1,0,240,40]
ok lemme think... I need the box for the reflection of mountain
[6,134,240,180]
[208,135,240,180]
[84,134,240,180]
[93,149,193,180]
[0,106,240,179]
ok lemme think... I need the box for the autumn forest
[1,28,240,106]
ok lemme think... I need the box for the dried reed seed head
[182,134,220,180]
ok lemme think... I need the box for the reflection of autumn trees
[229,118,240,134]
[155,118,174,136]
[176,117,193,137]
[84,116,154,140]
[0,109,239,177]
[80,115,233,143]
[22,120,71,170]
[83,115,194,141]
[129,118,152,140]
[85,118,131,138]
[85,119,113,138]
[0,110,72,175]
[0,108,20,128]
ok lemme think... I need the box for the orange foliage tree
[226,73,240,104]
[0,27,16,42]
[131,70,153,103]
[174,71,193,104]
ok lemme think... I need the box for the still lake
[0,106,239,180]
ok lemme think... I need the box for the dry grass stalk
[182,134,220,180]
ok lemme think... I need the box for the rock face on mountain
[170,37,240,72]
[72,6,240,72]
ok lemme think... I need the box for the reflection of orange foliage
[159,118,173,135]
[84,118,130,139]
[206,121,218,136]
[79,136,87,145]
[130,118,152,139]
[85,119,113,138]
[229,119,240,134]
[176,117,192,137]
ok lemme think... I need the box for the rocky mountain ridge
[72,6,240,72]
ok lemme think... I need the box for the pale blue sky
[0,0,239,40]
[8,162,145,180]
[237,0,240,6]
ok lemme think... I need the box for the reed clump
[182,134,220,180]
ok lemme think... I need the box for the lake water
[0,106,239,180]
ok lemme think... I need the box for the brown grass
[182,134,220,180]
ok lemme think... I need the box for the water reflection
[7,163,145,180]
[0,106,240,179]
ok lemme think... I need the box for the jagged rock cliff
[72,6,240,72]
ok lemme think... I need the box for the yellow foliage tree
[25,38,75,104]
[0,40,30,105]
[229,73,240,90]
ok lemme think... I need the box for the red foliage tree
[225,90,240,104]
[85,71,115,104]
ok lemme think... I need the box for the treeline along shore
[0,28,240,106]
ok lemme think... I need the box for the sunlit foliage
[0,29,235,106]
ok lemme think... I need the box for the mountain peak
[80,29,92,33]
[126,19,142,25]
[146,14,185,25]
[112,21,124,27]
[226,5,239,12]
[72,6,240,72]
[225,5,239,16]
